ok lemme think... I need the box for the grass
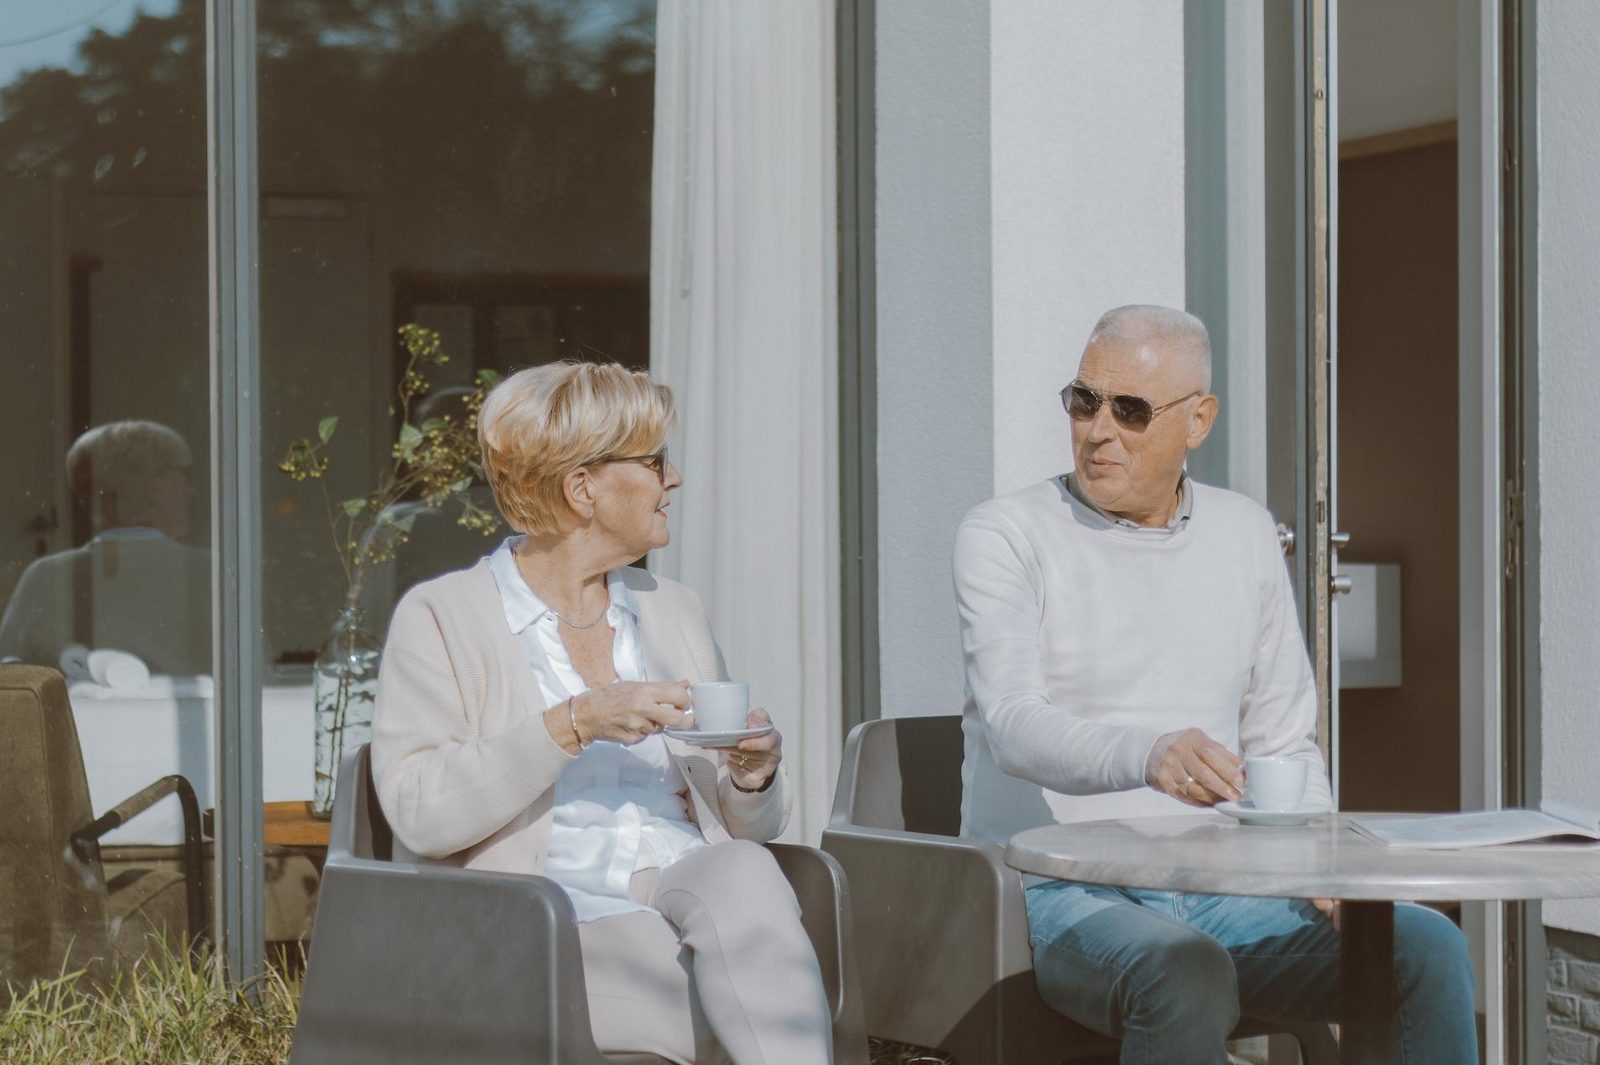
[0,942,951,1064]
[0,942,299,1065]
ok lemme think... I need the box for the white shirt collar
[1062,472,1193,535]
[486,536,638,635]
[89,526,170,545]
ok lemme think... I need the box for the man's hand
[1310,898,1342,931]
[1144,728,1243,806]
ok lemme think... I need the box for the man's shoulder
[961,477,1067,530]
[1189,481,1276,534]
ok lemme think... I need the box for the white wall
[875,0,994,716]
[1536,1,1600,938]
[990,0,1186,497]
[876,0,1187,714]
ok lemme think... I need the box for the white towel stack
[61,645,151,689]
[59,645,213,700]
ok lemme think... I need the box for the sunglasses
[1060,381,1201,430]
[594,445,669,483]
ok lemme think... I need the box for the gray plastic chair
[821,715,1338,1065]
[291,744,868,1065]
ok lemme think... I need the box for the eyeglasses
[1060,381,1202,430]
[593,445,669,483]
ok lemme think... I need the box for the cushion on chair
[1,664,207,992]
[0,665,113,988]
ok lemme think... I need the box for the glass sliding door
[257,0,656,677]
[1183,0,1336,772]
[0,0,215,993]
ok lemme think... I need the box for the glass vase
[312,607,381,818]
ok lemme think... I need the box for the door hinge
[1505,482,1525,580]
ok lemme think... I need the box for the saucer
[663,724,774,748]
[1215,800,1332,827]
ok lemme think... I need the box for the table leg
[1339,900,1396,1065]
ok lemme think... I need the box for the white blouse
[486,538,706,922]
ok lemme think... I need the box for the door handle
[1331,532,1354,594]
[1277,524,1296,557]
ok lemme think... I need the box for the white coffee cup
[689,681,750,733]
[1243,757,1308,812]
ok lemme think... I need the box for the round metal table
[1007,812,1600,1064]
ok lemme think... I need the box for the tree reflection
[0,0,655,209]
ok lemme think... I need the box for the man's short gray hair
[1085,304,1212,390]
[66,420,191,530]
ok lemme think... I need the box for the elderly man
[0,419,210,675]
[954,305,1476,1063]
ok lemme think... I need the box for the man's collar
[487,536,639,635]
[1063,472,1192,533]
[89,526,169,544]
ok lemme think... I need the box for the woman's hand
[547,681,689,753]
[717,707,781,791]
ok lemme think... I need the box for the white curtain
[649,0,840,843]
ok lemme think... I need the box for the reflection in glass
[0,420,209,676]
[0,0,213,996]
[260,0,656,661]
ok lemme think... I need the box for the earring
[585,509,594,520]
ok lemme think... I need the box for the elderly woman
[370,361,832,1064]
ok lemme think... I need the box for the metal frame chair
[821,715,1338,1064]
[0,664,203,998]
[291,744,868,1064]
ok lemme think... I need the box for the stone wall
[1548,928,1600,1064]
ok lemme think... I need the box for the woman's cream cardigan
[369,559,791,874]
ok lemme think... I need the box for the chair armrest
[72,774,204,950]
[767,843,869,1065]
[821,824,1046,1053]
[291,857,610,1065]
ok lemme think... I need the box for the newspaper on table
[1351,801,1600,849]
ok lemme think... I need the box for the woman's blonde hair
[478,360,675,535]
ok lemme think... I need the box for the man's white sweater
[954,475,1333,846]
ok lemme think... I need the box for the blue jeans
[1025,881,1478,1065]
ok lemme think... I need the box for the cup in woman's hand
[689,681,749,732]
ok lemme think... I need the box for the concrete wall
[875,0,1187,715]
[990,0,1186,497]
[1538,1,1600,939]
[874,0,994,716]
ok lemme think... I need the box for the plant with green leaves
[278,323,501,612]
[278,323,500,813]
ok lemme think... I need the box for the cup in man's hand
[689,681,750,732]
[1243,757,1308,811]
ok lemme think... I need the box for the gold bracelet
[566,696,590,750]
